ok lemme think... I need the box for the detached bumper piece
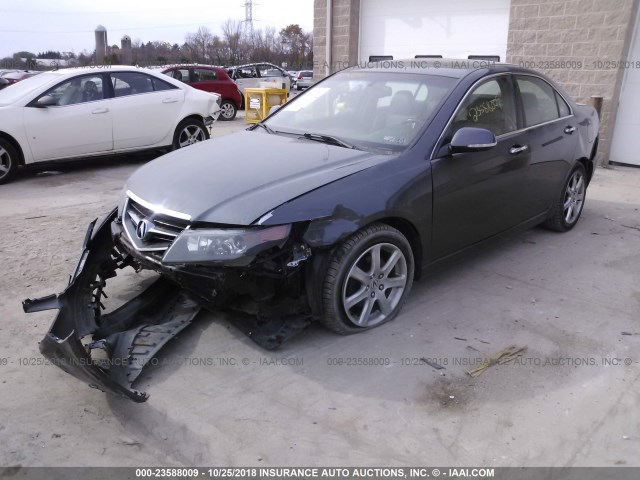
[22,209,201,402]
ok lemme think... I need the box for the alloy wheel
[341,243,408,327]
[178,125,206,148]
[563,170,585,224]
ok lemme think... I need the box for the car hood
[124,130,388,225]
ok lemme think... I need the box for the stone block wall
[313,0,360,78]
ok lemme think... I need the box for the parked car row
[161,62,299,116]
[0,66,221,184]
[162,65,241,120]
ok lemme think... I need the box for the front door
[24,73,113,161]
[431,75,532,258]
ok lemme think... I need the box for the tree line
[1,21,313,70]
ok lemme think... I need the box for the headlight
[162,225,291,265]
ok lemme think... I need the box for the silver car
[294,70,314,90]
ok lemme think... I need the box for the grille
[122,195,190,253]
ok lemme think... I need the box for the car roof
[228,62,282,70]
[36,65,168,76]
[163,64,225,70]
[346,58,540,79]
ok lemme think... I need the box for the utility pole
[243,0,254,35]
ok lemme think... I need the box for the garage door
[610,9,640,166]
[359,0,510,62]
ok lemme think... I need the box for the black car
[25,60,599,401]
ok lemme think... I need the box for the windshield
[0,72,60,104]
[265,70,456,151]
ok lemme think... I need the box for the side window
[168,69,190,83]
[152,77,176,91]
[555,91,571,117]
[451,77,517,136]
[516,76,562,127]
[111,72,154,97]
[238,66,258,78]
[194,68,217,82]
[260,66,284,78]
[47,75,105,106]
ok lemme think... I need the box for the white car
[227,62,291,96]
[0,66,221,184]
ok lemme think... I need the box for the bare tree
[221,19,246,65]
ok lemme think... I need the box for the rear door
[431,74,533,258]
[191,67,219,93]
[514,75,579,216]
[108,71,183,149]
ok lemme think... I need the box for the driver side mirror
[34,95,58,108]
[449,127,497,153]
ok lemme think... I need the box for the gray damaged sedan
[24,60,599,401]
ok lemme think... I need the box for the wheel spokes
[385,275,406,289]
[378,295,393,316]
[345,287,369,309]
[357,298,375,325]
[565,205,574,222]
[342,242,408,328]
[563,171,586,224]
[349,266,370,284]
[381,249,401,276]
[370,244,381,272]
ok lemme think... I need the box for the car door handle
[162,98,178,104]
[509,145,529,155]
[564,126,576,134]
[91,108,109,114]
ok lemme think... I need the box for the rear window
[193,68,217,82]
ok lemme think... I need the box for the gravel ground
[0,119,638,467]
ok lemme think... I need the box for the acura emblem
[136,219,154,241]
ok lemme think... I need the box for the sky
[0,0,314,58]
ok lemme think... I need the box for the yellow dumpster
[244,88,288,124]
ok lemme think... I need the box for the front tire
[219,100,237,121]
[0,138,19,185]
[172,118,209,150]
[321,223,414,335]
[543,163,587,232]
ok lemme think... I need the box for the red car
[162,65,242,121]
[1,70,41,88]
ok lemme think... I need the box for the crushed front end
[23,193,316,401]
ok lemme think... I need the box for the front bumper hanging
[22,209,201,402]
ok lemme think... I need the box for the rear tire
[219,100,237,121]
[172,118,209,150]
[0,138,19,185]
[543,163,587,232]
[321,223,414,335]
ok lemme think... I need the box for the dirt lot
[1,116,638,467]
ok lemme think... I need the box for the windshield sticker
[469,96,503,122]
[383,136,406,145]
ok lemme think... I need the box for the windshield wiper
[301,133,357,149]
[250,122,275,134]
